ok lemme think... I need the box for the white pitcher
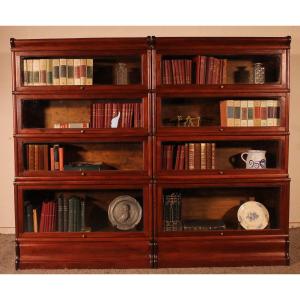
[241,150,266,169]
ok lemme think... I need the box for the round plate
[108,195,142,230]
[237,201,269,230]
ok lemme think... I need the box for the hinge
[147,36,156,50]
[149,240,158,268]
[10,38,15,48]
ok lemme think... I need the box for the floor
[1,229,300,274]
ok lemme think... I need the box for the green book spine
[63,197,68,232]
[25,203,33,232]
[68,198,74,232]
[57,195,63,232]
[80,200,85,231]
[73,198,80,232]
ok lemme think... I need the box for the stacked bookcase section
[12,36,290,269]
[154,37,290,267]
[12,38,153,269]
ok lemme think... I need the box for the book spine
[222,59,227,84]
[174,145,181,170]
[260,100,267,126]
[28,144,34,170]
[59,58,67,85]
[39,202,45,232]
[53,201,57,232]
[33,208,38,232]
[73,198,78,232]
[234,100,241,126]
[67,59,74,85]
[50,147,54,170]
[206,143,212,169]
[267,100,274,126]
[274,100,281,126]
[53,144,60,170]
[80,200,85,231]
[253,100,261,127]
[39,59,47,86]
[26,203,33,232]
[211,143,216,169]
[247,100,254,126]
[33,59,40,86]
[240,100,248,127]
[58,195,63,232]
[80,59,87,85]
[27,59,33,86]
[74,59,81,85]
[188,143,195,170]
[52,59,60,85]
[200,143,207,170]
[23,59,28,86]
[46,59,53,85]
[44,202,49,232]
[59,147,64,171]
[68,198,74,232]
[194,143,201,170]
[63,196,68,232]
[86,59,93,85]
[34,144,39,171]
[184,143,189,170]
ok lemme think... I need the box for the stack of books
[54,122,90,129]
[91,102,141,128]
[50,144,64,171]
[195,56,227,84]
[22,58,93,86]
[26,144,49,171]
[220,99,280,127]
[162,59,192,84]
[183,220,226,231]
[24,195,86,233]
[163,193,182,232]
[162,143,216,170]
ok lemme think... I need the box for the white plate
[237,201,269,230]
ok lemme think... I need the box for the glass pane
[161,98,282,128]
[23,189,144,233]
[23,142,143,171]
[161,140,281,170]
[161,54,281,85]
[21,56,141,86]
[163,187,280,232]
[21,99,143,129]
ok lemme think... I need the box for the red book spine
[59,147,64,171]
[167,60,172,84]
[125,103,129,128]
[129,103,134,128]
[206,57,214,84]
[174,145,181,170]
[171,60,176,84]
[179,145,185,170]
[166,145,174,170]
[39,202,45,232]
[162,60,167,84]
[99,103,104,128]
[44,202,48,232]
[50,147,54,171]
[200,56,206,84]
[43,145,49,171]
[91,103,95,128]
[133,103,138,128]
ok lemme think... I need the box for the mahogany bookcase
[11,36,290,269]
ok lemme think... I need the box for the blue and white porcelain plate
[237,201,269,230]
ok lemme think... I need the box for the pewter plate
[108,195,142,230]
[237,201,269,230]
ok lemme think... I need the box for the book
[234,100,241,126]
[164,193,182,231]
[54,122,90,128]
[86,59,93,85]
[274,100,281,126]
[220,100,234,126]
[52,59,60,85]
[240,100,248,126]
[33,208,38,232]
[59,58,67,85]
[68,197,74,232]
[188,143,195,170]
[80,200,85,232]
[46,59,53,85]
[53,144,60,171]
[27,59,33,85]
[247,100,254,126]
[23,60,28,85]
[200,143,206,170]
[211,143,216,169]
[74,59,81,85]
[25,202,33,232]
[80,59,87,85]
[59,147,64,171]
[39,59,47,85]
[33,59,40,86]
[67,59,74,85]
[57,194,64,232]
[267,100,274,126]
[253,100,261,126]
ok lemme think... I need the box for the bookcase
[11,36,290,269]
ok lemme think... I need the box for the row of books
[24,195,86,232]
[26,144,64,171]
[163,193,182,231]
[23,58,93,86]
[91,102,141,128]
[162,143,216,170]
[220,100,281,127]
[162,59,192,84]
[195,56,227,84]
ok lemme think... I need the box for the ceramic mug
[241,150,266,169]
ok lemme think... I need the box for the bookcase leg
[15,240,20,270]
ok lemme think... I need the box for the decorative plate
[237,201,269,230]
[108,195,142,230]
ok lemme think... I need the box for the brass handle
[81,233,86,238]
[80,86,85,90]
[220,232,224,236]
[81,172,86,176]
[219,171,224,175]
[80,130,85,133]
[219,128,224,132]
[220,85,224,89]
